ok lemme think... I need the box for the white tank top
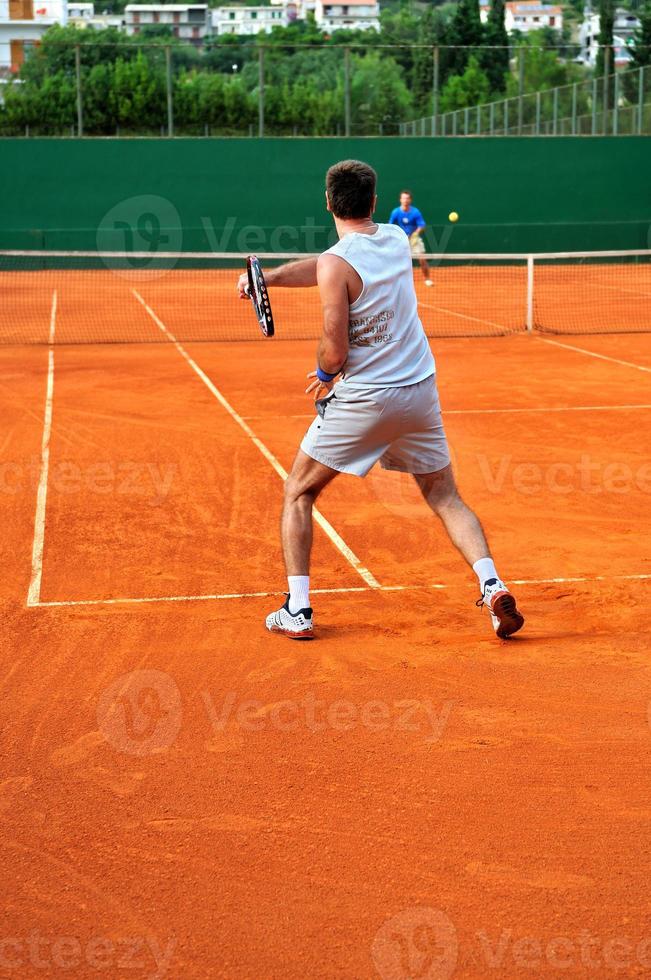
[324,222,435,388]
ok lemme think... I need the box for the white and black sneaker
[476,578,524,639]
[266,596,314,640]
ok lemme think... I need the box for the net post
[165,45,174,138]
[75,45,83,137]
[526,255,534,333]
[432,46,439,136]
[638,67,644,135]
[258,47,265,138]
[344,47,351,137]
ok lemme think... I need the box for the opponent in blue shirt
[389,190,433,286]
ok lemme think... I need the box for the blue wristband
[316,366,338,383]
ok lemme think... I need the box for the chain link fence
[1,38,650,137]
[403,61,651,137]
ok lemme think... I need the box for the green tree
[596,0,615,77]
[351,51,412,134]
[112,52,166,132]
[482,0,510,92]
[631,4,651,67]
[443,0,484,79]
[439,54,490,110]
[411,7,440,114]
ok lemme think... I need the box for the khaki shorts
[300,375,450,478]
[409,234,426,257]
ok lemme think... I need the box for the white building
[314,0,379,32]
[124,4,208,43]
[480,0,562,33]
[67,0,91,21]
[0,0,66,71]
[578,7,639,67]
[212,4,287,36]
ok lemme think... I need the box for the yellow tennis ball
[448,211,459,223]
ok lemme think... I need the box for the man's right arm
[237,257,317,297]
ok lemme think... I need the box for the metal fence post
[490,101,495,135]
[258,47,265,138]
[602,45,610,135]
[165,45,173,138]
[74,44,83,137]
[535,90,541,135]
[504,98,509,135]
[638,66,645,135]
[344,47,351,137]
[571,82,577,135]
[464,106,469,135]
[432,46,439,136]
[591,76,597,135]
[613,69,619,135]
[552,86,558,135]
[476,103,481,135]
[518,47,525,135]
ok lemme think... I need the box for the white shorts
[409,234,426,257]
[300,375,450,478]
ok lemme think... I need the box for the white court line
[26,291,57,608]
[30,573,651,608]
[537,337,651,374]
[418,299,509,333]
[131,289,381,590]
[242,403,651,423]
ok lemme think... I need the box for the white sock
[287,576,310,614]
[472,557,500,592]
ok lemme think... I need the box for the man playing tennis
[237,160,524,641]
[389,190,433,286]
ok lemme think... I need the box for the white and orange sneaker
[476,578,524,639]
[265,597,314,640]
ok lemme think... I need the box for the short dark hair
[400,189,412,198]
[326,160,377,219]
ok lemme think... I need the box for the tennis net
[2,249,650,345]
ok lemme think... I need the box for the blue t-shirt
[389,205,426,237]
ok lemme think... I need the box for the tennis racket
[246,255,274,338]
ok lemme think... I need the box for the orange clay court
[2,262,651,978]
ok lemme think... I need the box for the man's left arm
[412,207,427,236]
